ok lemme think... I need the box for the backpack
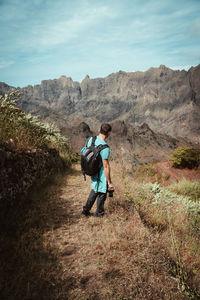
[81,136,109,180]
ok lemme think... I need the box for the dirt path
[43,164,187,300]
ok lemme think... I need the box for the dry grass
[123,173,200,298]
[0,163,189,300]
[2,162,199,299]
[50,164,184,299]
[167,179,200,202]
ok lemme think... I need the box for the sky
[0,0,200,87]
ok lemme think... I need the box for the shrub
[0,92,72,165]
[170,147,200,169]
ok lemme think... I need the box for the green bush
[170,147,200,169]
[0,92,72,166]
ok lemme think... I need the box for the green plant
[0,92,72,166]
[170,147,200,169]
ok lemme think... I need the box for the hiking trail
[43,163,186,299]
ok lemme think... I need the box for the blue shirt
[87,136,110,193]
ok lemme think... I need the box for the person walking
[82,123,114,217]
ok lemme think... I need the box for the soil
[156,161,200,185]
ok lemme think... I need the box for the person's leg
[82,189,98,215]
[94,192,107,216]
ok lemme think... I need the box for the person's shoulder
[96,136,107,145]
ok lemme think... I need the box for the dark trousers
[83,189,107,215]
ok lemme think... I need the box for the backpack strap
[97,144,109,152]
[91,136,97,147]
[86,136,108,151]
[85,137,91,147]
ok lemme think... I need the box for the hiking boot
[81,210,91,216]
[93,212,104,217]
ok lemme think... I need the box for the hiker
[82,123,114,217]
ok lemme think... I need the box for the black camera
[108,189,114,197]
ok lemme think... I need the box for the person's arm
[102,159,114,190]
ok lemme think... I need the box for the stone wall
[0,142,66,208]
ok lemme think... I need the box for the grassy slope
[124,169,200,298]
[1,93,199,299]
[1,163,199,299]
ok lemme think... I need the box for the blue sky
[0,0,200,87]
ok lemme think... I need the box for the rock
[0,65,200,142]
[111,120,128,136]
[0,145,65,208]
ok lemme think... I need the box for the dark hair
[100,123,112,136]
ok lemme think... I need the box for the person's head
[100,123,112,138]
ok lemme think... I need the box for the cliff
[0,64,200,142]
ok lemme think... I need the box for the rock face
[0,82,14,95]
[0,65,200,142]
[61,119,193,169]
[105,120,181,166]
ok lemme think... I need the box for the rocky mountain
[61,119,194,170]
[0,64,200,143]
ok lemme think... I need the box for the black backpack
[81,136,109,180]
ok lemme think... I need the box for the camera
[108,189,114,197]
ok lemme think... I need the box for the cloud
[33,5,114,49]
[0,0,200,87]
[190,18,200,38]
[0,0,29,22]
[0,58,14,69]
[1,2,114,53]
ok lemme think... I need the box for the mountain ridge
[0,64,191,89]
[0,64,200,142]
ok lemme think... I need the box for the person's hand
[108,183,114,191]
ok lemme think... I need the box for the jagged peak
[159,64,167,69]
[58,76,73,86]
[118,70,127,75]
[188,64,200,72]
[84,75,90,80]
[75,122,93,136]
[81,75,90,85]
[111,120,128,136]
[78,121,90,130]
[146,65,172,73]
[59,75,72,80]
[139,123,153,132]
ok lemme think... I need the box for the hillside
[0,93,200,299]
[61,120,196,171]
[1,163,199,299]
[0,64,200,143]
